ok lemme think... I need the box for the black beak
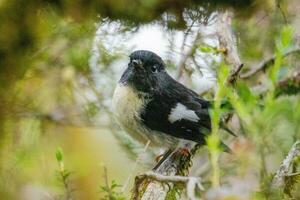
[131,59,142,69]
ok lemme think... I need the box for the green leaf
[111,180,121,189]
[269,26,294,86]
[55,147,63,162]
[280,26,294,50]
[236,82,257,107]
[199,44,218,54]
[218,63,230,84]
[63,171,72,179]
[276,26,294,53]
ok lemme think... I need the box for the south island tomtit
[112,50,228,149]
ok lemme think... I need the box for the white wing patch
[168,103,199,123]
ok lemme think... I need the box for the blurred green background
[0,0,299,199]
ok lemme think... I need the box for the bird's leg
[155,149,173,163]
[175,140,196,157]
[176,147,190,157]
[155,154,164,163]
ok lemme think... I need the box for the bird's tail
[220,122,237,137]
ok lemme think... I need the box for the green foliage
[55,147,74,200]
[207,63,230,187]
[204,24,300,199]
[56,148,63,163]
[284,173,300,197]
[198,44,220,54]
[166,186,182,200]
[269,26,294,85]
[100,180,126,200]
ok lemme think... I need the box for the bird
[112,50,232,155]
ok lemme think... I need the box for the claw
[176,147,190,157]
[155,154,164,163]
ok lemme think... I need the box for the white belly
[112,83,179,148]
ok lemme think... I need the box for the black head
[120,50,169,93]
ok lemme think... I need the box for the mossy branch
[131,145,201,200]
[272,141,300,190]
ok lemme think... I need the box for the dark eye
[150,65,158,73]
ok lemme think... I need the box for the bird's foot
[154,149,173,163]
[155,154,164,163]
[176,147,190,157]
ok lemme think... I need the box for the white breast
[112,83,179,148]
[112,84,143,122]
[112,84,150,144]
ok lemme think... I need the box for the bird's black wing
[140,76,211,144]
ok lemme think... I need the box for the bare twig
[216,10,244,85]
[122,141,150,192]
[271,141,300,188]
[192,56,204,77]
[227,63,244,85]
[254,13,269,26]
[180,19,197,54]
[103,166,112,198]
[216,11,242,69]
[287,172,300,177]
[248,69,300,96]
[276,0,288,24]
[241,47,300,79]
[176,30,201,80]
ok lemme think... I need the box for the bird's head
[120,50,167,93]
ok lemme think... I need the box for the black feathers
[139,69,211,144]
[129,50,164,69]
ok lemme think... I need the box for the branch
[241,46,300,79]
[176,30,201,80]
[276,0,288,24]
[133,171,203,200]
[251,69,300,96]
[216,10,244,85]
[271,141,300,188]
[192,56,204,77]
[131,145,201,200]
[122,141,150,192]
[216,11,242,69]
[227,63,244,85]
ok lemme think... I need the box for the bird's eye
[150,65,158,73]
